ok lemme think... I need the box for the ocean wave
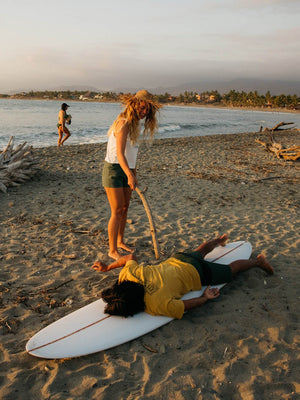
[76,135,108,145]
[1,99,299,148]
[159,124,181,133]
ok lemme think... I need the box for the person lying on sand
[92,234,274,319]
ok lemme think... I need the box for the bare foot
[218,234,229,247]
[117,242,135,253]
[257,254,274,275]
[108,251,122,260]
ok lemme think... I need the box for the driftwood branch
[135,187,160,259]
[256,122,300,161]
[0,136,39,193]
[259,121,295,133]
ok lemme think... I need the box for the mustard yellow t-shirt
[118,258,201,319]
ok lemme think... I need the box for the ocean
[1,98,299,149]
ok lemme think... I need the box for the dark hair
[61,103,69,111]
[101,280,145,317]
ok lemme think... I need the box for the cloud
[203,0,300,13]
[1,0,299,92]
[237,0,299,6]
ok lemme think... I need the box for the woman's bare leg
[194,234,229,257]
[60,128,71,145]
[105,187,126,260]
[57,129,63,147]
[105,187,134,259]
[117,186,134,253]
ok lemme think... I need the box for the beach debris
[0,136,39,193]
[71,229,91,234]
[64,254,77,260]
[0,317,19,334]
[143,344,159,353]
[135,186,160,259]
[256,122,300,161]
[259,121,296,133]
[223,347,228,357]
[71,228,102,236]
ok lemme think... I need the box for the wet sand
[0,130,299,399]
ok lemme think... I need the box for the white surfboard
[26,241,251,359]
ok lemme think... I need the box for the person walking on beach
[92,234,274,319]
[102,90,162,260]
[57,103,72,147]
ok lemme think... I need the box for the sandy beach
[0,130,299,399]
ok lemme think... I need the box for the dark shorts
[172,251,233,285]
[102,161,130,188]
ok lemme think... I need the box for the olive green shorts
[172,251,233,285]
[102,161,130,188]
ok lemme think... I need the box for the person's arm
[183,286,220,311]
[92,253,137,272]
[115,121,138,190]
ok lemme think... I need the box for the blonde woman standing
[102,90,162,260]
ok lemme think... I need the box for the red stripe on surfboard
[28,242,248,354]
[28,314,111,353]
[210,241,247,262]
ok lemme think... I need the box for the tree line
[1,89,299,110]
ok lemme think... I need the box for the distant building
[79,91,93,101]
[195,93,216,102]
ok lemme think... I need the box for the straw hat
[134,90,153,101]
[121,90,162,111]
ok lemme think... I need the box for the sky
[1,0,299,93]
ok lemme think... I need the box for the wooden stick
[135,187,160,259]
[271,121,294,131]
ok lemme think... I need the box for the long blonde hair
[108,92,162,144]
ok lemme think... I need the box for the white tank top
[105,121,139,168]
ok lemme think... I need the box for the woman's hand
[127,172,138,190]
[202,286,220,300]
[92,261,108,272]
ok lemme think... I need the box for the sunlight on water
[0,99,299,149]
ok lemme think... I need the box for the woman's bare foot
[257,254,274,275]
[218,234,229,247]
[117,242,135,253]
[108,250,122,260]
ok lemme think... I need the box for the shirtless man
[92,234,274,319]
[57,103,71,147]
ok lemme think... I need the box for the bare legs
[194,234,229,257]
[57,129,63,147]
[194,234,274,276]
[105,187,134,260]
[230,254,274,275]
[57,127,71,147]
